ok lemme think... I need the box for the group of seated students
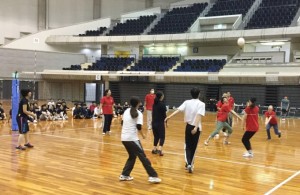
[0,99,145,122]
[71,101,144,120]
[30,99,70,122]
[72,102,101,119]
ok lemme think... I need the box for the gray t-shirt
[281,99,290,109]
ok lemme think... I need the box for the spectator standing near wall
[144,89,155,130]
[281,96,290,120]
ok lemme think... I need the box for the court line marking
[34,133,297,173]
[264,170,300,195]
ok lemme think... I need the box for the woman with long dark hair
[151,91,167,156]
[242,97,259,157]
[120,96,161,183]
[100,89,114,135]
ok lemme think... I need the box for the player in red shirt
[100,89,115,135]
[214,93,228,139]
[144,89,156,130]
[265,105,281,140]
[242,98,259,157]
[204,97,242,146]
[226,92,235,131]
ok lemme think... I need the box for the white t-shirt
[177,99,205,130]
[94,107,101,115]
[121,108,143,141]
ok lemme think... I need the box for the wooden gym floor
[0,106,299,194]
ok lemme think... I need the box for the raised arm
[230,109,242,120]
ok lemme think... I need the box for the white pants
[147,110,152,129]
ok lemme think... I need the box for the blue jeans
[266,123,280,139]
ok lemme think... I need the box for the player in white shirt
[119,96,161,184]
[165,88,205,173]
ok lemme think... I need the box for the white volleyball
[237,37,245,48]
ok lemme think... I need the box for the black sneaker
[16,146,26,150]
[152,149,158,154]
[278,132,281,138]
[24,143,34,148]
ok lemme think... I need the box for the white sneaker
[119,175,133,181]
[148,177,161,183]
[223,132,228,137]
[204,140,209,146]
[102,132,106,135]
[187,165,193,173]
[33,120,37,123]
[243,152,253,158]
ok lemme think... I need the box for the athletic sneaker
[152,149,158,154]
[16,146,26,150]
[119,175,133,181]
[187,165,193,173]
[278,132,282,138]
[223,132,228,137]
[204,140,209,146]
[223,140,231,145]
[102,132,106,135]
[148,177,161,183]
[24,143,34,148]
[158,150,164,156]
[243,152,253,158]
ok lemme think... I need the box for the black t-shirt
[152,101,167,124]
[18,98,29,118]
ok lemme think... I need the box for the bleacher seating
[85,57,134,71]
[246,0,300,29]
[63,65,82,70]
[206,0,255,17]
[129,57,179,72]
[108,15,157,36]
[174,59,226,72]
[149,3,208,35]
[78,27,107,36]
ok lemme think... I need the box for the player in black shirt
[16,89,36,150]
[151,91,167,156]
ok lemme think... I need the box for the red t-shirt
[145,94,155,111]
[216,100,223,109]
[89,104,97,112]
[100,96,114,114]
[265,111,277,125]
[217,103,230,122]
[228,97,235,110]
[245,106,259,132]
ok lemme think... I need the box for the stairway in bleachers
[265,86,278,107]
[206,85,220,102]
[110,82,121,104]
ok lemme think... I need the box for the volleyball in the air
[237,37,245,48]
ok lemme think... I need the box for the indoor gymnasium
[0,0,300,194]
